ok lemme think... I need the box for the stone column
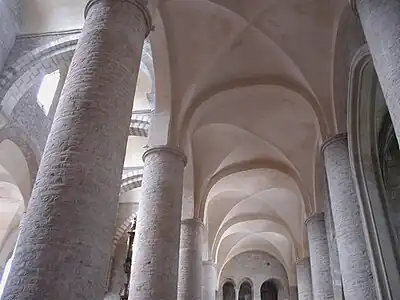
[129,146,187,300]
[324,197,344,300]
[322,134,376,299]
[305,213,334,299]
[0,0,20,71]
[289,286,298,300]
[353,0,400,143]
[296,257,313,300]
[1,1,152,299]
[202,260,217,300]
[178,218,203,300]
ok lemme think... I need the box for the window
[37,70,60,115]
[223,281,236,300]
[238,281,252,300]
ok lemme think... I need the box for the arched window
[222,281,236,300]
[238,281,252,300]
[260,280,278,300]
[37,70,61,115]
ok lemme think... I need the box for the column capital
[142,145,187,166]
[320,133,347,154]
[305,212,325,225]
[295,256,310,265]
[202,260,217,267]
[84,0,154,37]
[181,217,205,229]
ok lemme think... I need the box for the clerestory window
[36,70,60,115]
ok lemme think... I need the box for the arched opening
[222,281,236,300]
[238,281,252,300]
[36,70,61,116]
[260,281,278,300]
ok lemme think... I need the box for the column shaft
[129,146,187,300]
[322,134,376,299]
[306,213,334,299]
[0,0,20,71]
[2,1,150,299]
[296,257,313,300]
[355,0,400,143]
[324,197,344,300]
[202,261,217,300]
[178,218,203,300]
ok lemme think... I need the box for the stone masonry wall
[219,251,289,300]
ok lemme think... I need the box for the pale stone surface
[202,260,217,300]
[306,212,334,299]
[322,134,376,300]
[129,146,187,300]
[219,251,289,300]
[178,218,203,300]
[296,257,313,300]
[324,197,344,300]
[0,0,20,72]
[1,0,147,299]
[356,0,400,143]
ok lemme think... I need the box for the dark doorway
[238,281,252,300]
[223,281,236,300]
[260,281,278,300]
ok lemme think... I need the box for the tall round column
[306,213,334,299]
[296,257,313,300]
[0,0,20,71]
[324,197,344,300]
[203,260,217,300]
[129,146,187,300]
[178,218,203,300]
[1,1,152,299]
[322,134,376,299]
[354,0,400,142]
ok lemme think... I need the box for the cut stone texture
[178,218,203,300]
[202,260,217,300]
[129,146,187,300]
[356,0,400,144]
[296,257,313,300]
[0,0,20,72]
[322,134,376,300]
[306,212,334,299]
[1,0,148,299]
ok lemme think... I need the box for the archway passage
[261,281,278,300]
[223,281,236,300]
[238,281,252,300]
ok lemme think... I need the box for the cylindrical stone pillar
[178,218,203,300]
[0,0,20,71]
[354,0,400,143]
[203,260,217,300]
[322,134,376,300]
[324,197,344,300]
[296,257,313,300]
[306,213,334,299]
[129,146,187,300]
[1,1,152,299]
